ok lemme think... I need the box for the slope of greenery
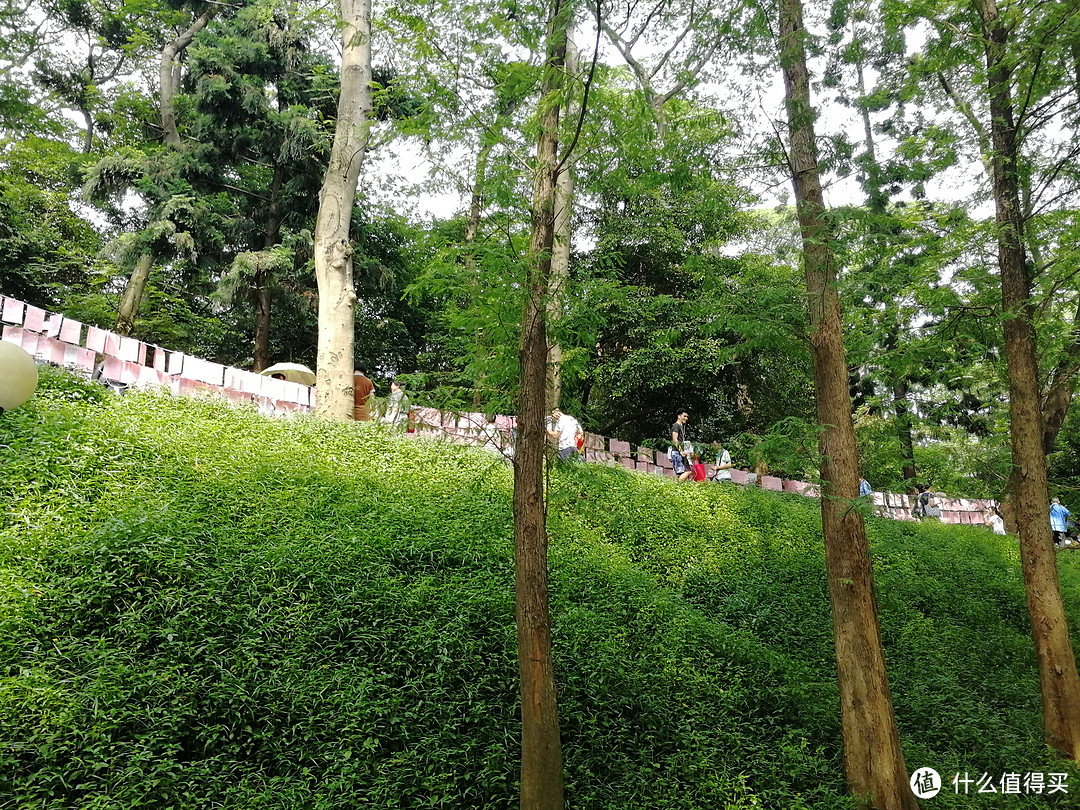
[2,370,1079,809]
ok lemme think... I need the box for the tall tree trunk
[977,0,1080,759]
[1038,51,1080,452]
[117,7,216,338]
[465,94,523,408]
[253,163,285,372]
[312,0,372,420]
[546,35,578,412]
[160,9,214,148]
[895,380,916,484]
[514,1,568,806]
[79,105,94,154]
[467,141,488,410]
[779,1,916,807]
[1042,299,1080,453]
[855,41,917,486]
[115,253,154,336]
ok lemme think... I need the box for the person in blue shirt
[1050,498,1071,547]
[859,477,872,497]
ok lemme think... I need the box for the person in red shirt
[353,362,375,421]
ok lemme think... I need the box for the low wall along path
[2,293,998,527]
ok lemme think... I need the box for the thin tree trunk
[160,9,214,147]
[895,380,916,484]
[1042,306,1080,453]
[465,142,489,409]
[855,40,917,486]
[978,0,1080,759]
[514,1,568,806]
[779,0,916,807]
[1038,38,1080,451]
[312,0,371,420]
[252,163,285,372]
[465,94,525,408]
[115,253,154,336]
[546,35,578,412]
[79,106,94,154]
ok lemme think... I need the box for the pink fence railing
[2,293,999,527]
[408,408,998,526]
[1,295,312,415]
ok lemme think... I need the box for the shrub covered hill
[3,371,1080,809]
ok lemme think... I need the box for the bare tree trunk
[1042,297,1080,454]
[160,9,214,147]
[79,106,94,154]
[854,40,917,487]
[779,1,916,807]
[514,2,568,807]
[117,7,216,338]
[312,0,371,420]
[546,35,578,412]
[115,253,154,336]
[252,163,285,373]
[464,95,522,408]
[977,0,1080,760]
[895,380,916,484]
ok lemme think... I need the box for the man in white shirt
[547,408,582,461]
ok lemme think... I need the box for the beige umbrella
[259,362,316,386]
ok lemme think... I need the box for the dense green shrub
[1,378,1078,808]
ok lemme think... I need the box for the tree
[182,0,333,368]
[546,33,578,411]
[513,0,572,803]
[313,0,373,419]
[778,0,915,806]
[973,0,1080,759]
[590,0,728,135]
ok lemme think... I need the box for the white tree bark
[313,0,372,419]
[546,35,578,412]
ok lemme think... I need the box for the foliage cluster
[2,382,1078,807]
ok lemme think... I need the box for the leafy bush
[1,376,1078,808]
[31,364,108,405]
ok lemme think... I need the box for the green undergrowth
[1,371,1079,808]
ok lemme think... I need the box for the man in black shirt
[671,409,693,482]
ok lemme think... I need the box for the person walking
[709,440,733,482]
[1050,498,1071,547]
[859,477,872,497]
[353,362,375,421]
[670,409,693,482]
[382,378,410,430]
[987,507,1006,536]
[546,407,583,461]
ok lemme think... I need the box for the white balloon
[0,342,38,411]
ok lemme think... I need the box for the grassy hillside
[2,370,1079,809]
